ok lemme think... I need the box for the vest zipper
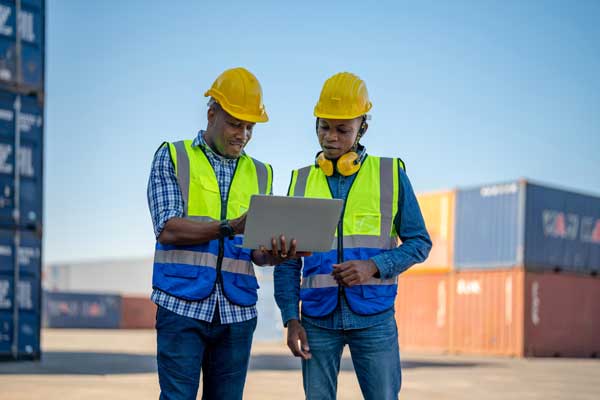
[217,161,240,286]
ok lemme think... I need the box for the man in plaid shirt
[147,68,304,400]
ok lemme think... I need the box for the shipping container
[43,258,153,295]
[454,180,600,273]
[0,228,40,275]
[447,269,600,357]
[523,272,600,357]
[0,91,43,229]
[406,190,455,274]
[449,269,525,356]
[0,0,45,93]
[0,269,41,359]
[120,295,156,329]
[395,273,450,352]
[43,292,122,329]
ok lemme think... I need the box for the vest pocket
[360,285,380,299]
[352,213,381,235]
[163,264,200,279]
[235,274,260,289]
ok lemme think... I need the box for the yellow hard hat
[314,72,372,119]
[204,67,269,123]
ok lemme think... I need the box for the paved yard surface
[0,329,598,399]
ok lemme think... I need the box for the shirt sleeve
[273,258,302,326]
[371,166,432,279]
[147,144,184,238]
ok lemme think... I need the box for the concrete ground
[0,329,598,399]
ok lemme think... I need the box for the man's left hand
[332,260,379,287]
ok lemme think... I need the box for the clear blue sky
[44,0,600,263]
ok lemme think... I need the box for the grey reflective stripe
[155,249,216,269]
[155,250,255,276]
[293,166,311,197]
[301,274,337,289]
[340,235,398,249]
[185,216,217,223]
[252,158,269,195]
[363,276,398,286]
[379,157,394,240]
[173,141,191,217]
[301,273,397,289]
[222,258,255,276]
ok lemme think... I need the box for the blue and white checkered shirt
[147,131,257,324]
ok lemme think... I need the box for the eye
[228,121,242,128]
[319,125,329,131]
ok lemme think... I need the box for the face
[317,117,364,159]
[205,104,255,158]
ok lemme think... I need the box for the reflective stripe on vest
[152,140,271,305]
[289,155,402,316]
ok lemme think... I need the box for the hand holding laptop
[252,235,313,266]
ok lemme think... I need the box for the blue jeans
[302,314,401,400]
[156,306,257,400]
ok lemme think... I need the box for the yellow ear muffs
[316,152,335,176]
[336,151,361,176]
[315,151,361,177]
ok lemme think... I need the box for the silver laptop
[240,195,344,253]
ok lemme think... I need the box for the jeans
[156,305,257,400]
[302,314,401,400]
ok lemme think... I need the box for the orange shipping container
[449,269,600,357]
[406,191,455,274]
[395,273,450,352]
[120,296,157,329]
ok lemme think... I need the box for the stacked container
[395,180,600,357]
[0,0,44,361]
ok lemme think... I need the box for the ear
[207,106,216,127]
[359,121,368,139]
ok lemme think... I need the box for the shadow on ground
[0,352,157,375]
[249,355,484,371]
[0,352,484,375]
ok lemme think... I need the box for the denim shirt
[274,156,432,330]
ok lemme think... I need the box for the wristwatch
[219,219,235,239]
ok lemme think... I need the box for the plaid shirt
[147,131,256,324]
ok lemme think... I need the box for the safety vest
[152,140,272,306]
[288,156,403,316]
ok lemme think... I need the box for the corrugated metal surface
[449,269,525,356]
[395,273,450,352]
[120,296,156,329]
[0,271,40,359]
[0,0,45,92]
[406,191,455,274]
[0,229,40,275]
[524,272,600,357]
[524,183,600,273]
[454,181,524,269]
[44,292,122,329]
[0,92,43,229]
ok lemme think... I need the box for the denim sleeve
[274,258,302,326]
[371,167,432,279]
[147,144,184,238]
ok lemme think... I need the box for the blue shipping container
[0,0,44,92]
[0,270,41,359]
[454,180,600,273]
[44,292,122,329]
[0,91,43,228]
[0,229,41,276]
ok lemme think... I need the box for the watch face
[220,221,233,238]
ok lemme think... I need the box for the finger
[280,235,288,258]
[338,267,357,279]
[332,262,351,271]
[343,275,361,287]
[298,328,312,360]
[271,237,279,257]
[287,239,297,257]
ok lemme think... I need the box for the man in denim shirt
[275,72,431,400]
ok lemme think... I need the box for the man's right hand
[286,319,312,360]
[229,214,247,235]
